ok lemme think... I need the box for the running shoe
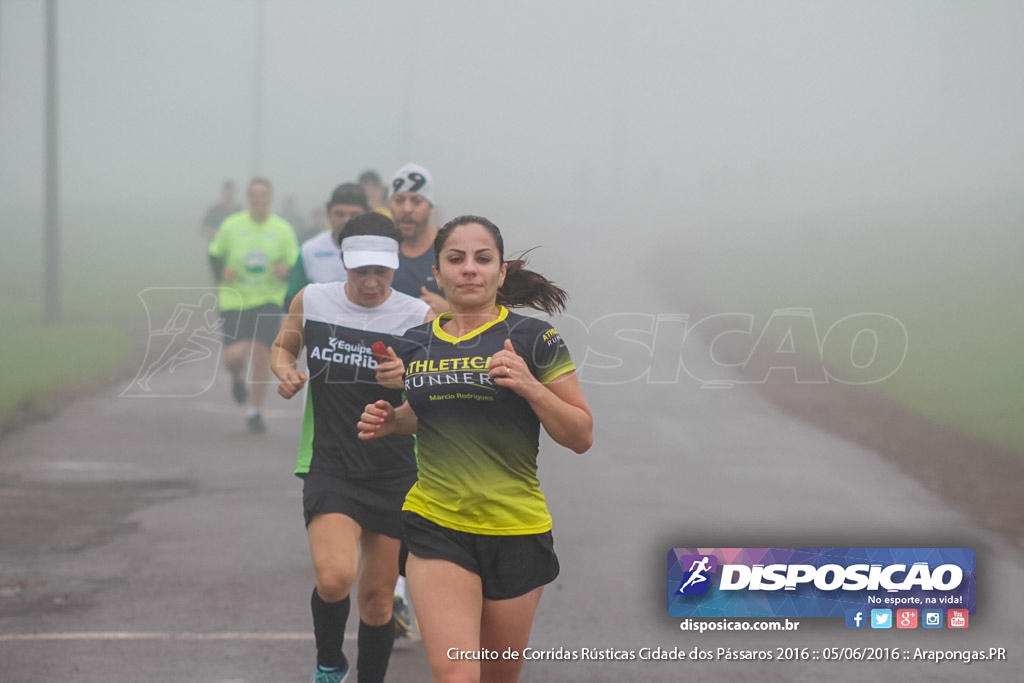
[246,413,266,434]
[231,372,248,404]
[393,594,411,638]
[311,657,349,683]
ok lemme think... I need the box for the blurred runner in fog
[359,169,392,218]
[388,162,447,315]
[199,179,241,241]
[282,195,316,243]
[285,183,369,309]
[208,177,299,434]
[309,205,327,236]
[271,212,431,683]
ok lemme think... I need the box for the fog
[1,1,1023,445]
[3,1,1021,216]
[3,5,1024,675]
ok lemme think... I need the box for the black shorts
[399,511,560,600]
[303,472,417,539]
[220,303,283,348]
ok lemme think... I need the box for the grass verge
[683,196,1024,456]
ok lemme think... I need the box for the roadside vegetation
[685,196,1024,457]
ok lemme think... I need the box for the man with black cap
[285,183,369,308]
[388,162,447,315]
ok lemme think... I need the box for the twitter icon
[870,609,892,629]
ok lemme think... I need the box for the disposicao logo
[667,548,976,619]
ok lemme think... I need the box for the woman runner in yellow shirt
[358,215,593,683]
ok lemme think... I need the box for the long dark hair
[434,215,568,315]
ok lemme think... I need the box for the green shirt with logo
[208,211,299,311]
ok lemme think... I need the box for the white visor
[341,234,400,270]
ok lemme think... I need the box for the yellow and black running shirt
[397,307,576,535]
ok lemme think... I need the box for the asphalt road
[2,276,1022,682]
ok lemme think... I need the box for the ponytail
[497,253,567,315]
[435,215,568,315]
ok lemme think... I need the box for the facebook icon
[845,609,867,629]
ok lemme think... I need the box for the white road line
[189,402,303,417]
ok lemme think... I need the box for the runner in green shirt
[208,177,299,433]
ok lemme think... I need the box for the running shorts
[302,472,416,539]
[220,303,284,348]
[399,511,560,600]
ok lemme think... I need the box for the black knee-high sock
[311,588,350,669]
[357,619,395,683]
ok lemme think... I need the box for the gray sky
[2,0,1022,217]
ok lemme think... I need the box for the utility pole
[399,3,418,161]
[251,0,265,176]
[43,0,61,324]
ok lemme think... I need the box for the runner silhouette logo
[677,555,718,595]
